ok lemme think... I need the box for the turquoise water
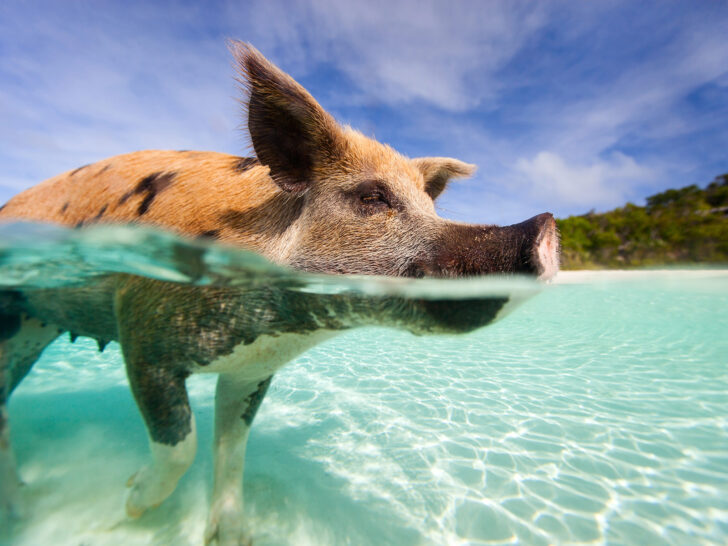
[2,224,727,545]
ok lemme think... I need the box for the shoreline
[552,268,728,284]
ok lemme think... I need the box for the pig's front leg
[123,358,197,518]
[204,373,272,546]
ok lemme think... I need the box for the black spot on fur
[241,377,272,426]
[199,229,220,239]
[74,220,85,229]
[71,164,90,176]
[135,172,171,194]
[232,157,259,173]
[138,193,156,215]
[60,202,69,213]
[118,172,176,214]
[89,204,108,223]
[177,150,189,153]
[99,164,111,175]
[135,172,176,215]
[118,189,134,205]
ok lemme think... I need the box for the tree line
[556,174,728,269]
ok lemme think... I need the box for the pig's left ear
[230,41,346,194]
[412,157,476,200]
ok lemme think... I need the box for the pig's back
[0,150,289,251]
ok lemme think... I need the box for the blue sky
[1,0,727,225]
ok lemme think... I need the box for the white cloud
[516,151,655,210]
[515,11,728,161]
[223,0,548,111]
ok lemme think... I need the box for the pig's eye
[352,181,396,215]
[359,191,391,213]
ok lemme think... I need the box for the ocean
[1,223,726,545]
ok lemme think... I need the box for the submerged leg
[0,399,19,535]
[0,371,20,528]
[204,373,272,546]
[123,359,197,518]
[0,314,61,526]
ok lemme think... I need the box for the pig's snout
[519,212,560,281]
[415,212,560,280]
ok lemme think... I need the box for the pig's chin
[403,297,510,335]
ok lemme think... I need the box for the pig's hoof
[204,508,251,546]
[125,465,175,518]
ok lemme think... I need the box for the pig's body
[0,43,558,545]
[1,151,297,261]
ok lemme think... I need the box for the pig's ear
[231,41,345,194]
[412,157,476,200]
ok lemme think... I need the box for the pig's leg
[1,315,61,527]
[0,344,23,527]
[204,373,272,546]
[123,358,197,518]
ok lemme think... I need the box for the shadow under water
[1,222,727,545]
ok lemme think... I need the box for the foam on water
[1,224,727,545]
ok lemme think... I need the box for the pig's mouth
[400,213,559,334]
[416,297,510,334]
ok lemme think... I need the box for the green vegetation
[556,174,728,269]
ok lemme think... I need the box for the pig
[0,43,559,545]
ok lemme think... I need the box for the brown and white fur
[0,43,559,545]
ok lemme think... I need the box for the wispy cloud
[220,0,549,111]
[0,2,241,193]
[516,151,655,210]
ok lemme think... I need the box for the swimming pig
[0,43,558,545]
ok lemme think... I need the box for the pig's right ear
[412,157,476,200]
[231,41,345,194]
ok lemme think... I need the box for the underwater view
[1,223,727,545]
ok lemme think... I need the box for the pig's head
[232,43,559,286]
